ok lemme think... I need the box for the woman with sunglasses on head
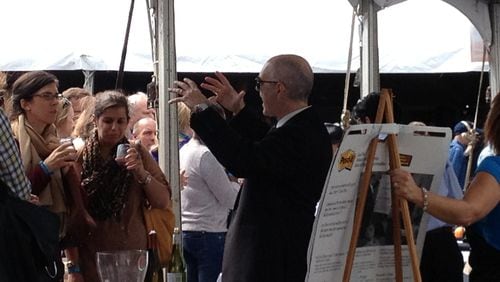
[65,90,171,281]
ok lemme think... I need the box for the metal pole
[360,0,380,98]
[82,70,95,94]
[489,3,500,101]
[157,0,181,227]
[116,0,136,90]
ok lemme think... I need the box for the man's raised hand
[201,71,246,114]
[168,78,208,109]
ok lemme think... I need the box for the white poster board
[306,123,451,282]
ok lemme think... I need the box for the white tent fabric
[443,0,491,46]
[348,0,406,9]
[0,0,486,73]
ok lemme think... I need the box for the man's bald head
[265,54,313,102]
[132,117,158,150]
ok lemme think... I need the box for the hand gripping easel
[342,89,422,282]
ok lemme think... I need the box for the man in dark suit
[169,54,332,282]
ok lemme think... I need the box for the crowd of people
[0,71,171,282]
[0,53,498,282]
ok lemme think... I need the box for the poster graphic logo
[399,154,412,167]
[338,149,356,171]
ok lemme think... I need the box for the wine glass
[115,144,130,166]
[96,249,148,282]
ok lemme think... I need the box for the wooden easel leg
[384,89,422,282]
[342,137,379,282]
[341,90,422,282]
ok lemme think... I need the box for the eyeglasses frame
[255,77,279,92]
[32,93,63,101]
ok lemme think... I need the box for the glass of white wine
[96,249,148,282]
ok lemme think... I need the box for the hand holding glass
[59,137,77,161]
[116,144,130,166]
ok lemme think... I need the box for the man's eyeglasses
[255,77,279,92]
[33,93,63,101]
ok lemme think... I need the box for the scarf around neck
[81,129,132,220]
[11,115,66,213]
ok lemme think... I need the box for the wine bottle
[145,230,164,282]
[166,227,186,282]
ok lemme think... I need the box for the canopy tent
[1,0,495,228]
[0,0,486,73]
[347,0,493,97]
[349,0,490,47]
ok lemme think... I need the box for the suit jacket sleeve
[190,106,330,182]
[228,106,270,141]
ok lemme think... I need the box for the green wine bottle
[166,227,186,282]
[145,230,164,282]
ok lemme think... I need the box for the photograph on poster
[356,172,433,248]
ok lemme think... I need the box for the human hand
[115,144,131,166]
[29,194,40,205]
[180,169,188,188]
[44,142,78,171]
[389,168,422,204]
[460,131,478,144]
[463,130,480,156]
[120,146,144,172]
[73,207,97,229]
[201,71,246,114]
[168,78,209,109]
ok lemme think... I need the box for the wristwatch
[193,102,209,113]
[67,261,81,274]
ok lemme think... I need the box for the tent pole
[157,0,181,228]
[115,0,135,90]
[82,70,95,94]
[489,3,500,101]
[360,0,380,98]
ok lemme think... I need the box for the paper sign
[306,124,451,282]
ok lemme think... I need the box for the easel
[342,89,422,282]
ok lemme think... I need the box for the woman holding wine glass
[9,71,80,230]
[65,90,171,282]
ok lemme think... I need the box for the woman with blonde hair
[55,97,74,138]
[62,87,91,121]
[72,95,96,151]
[178,102,193,148]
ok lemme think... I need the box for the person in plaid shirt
[0,107,31,200]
